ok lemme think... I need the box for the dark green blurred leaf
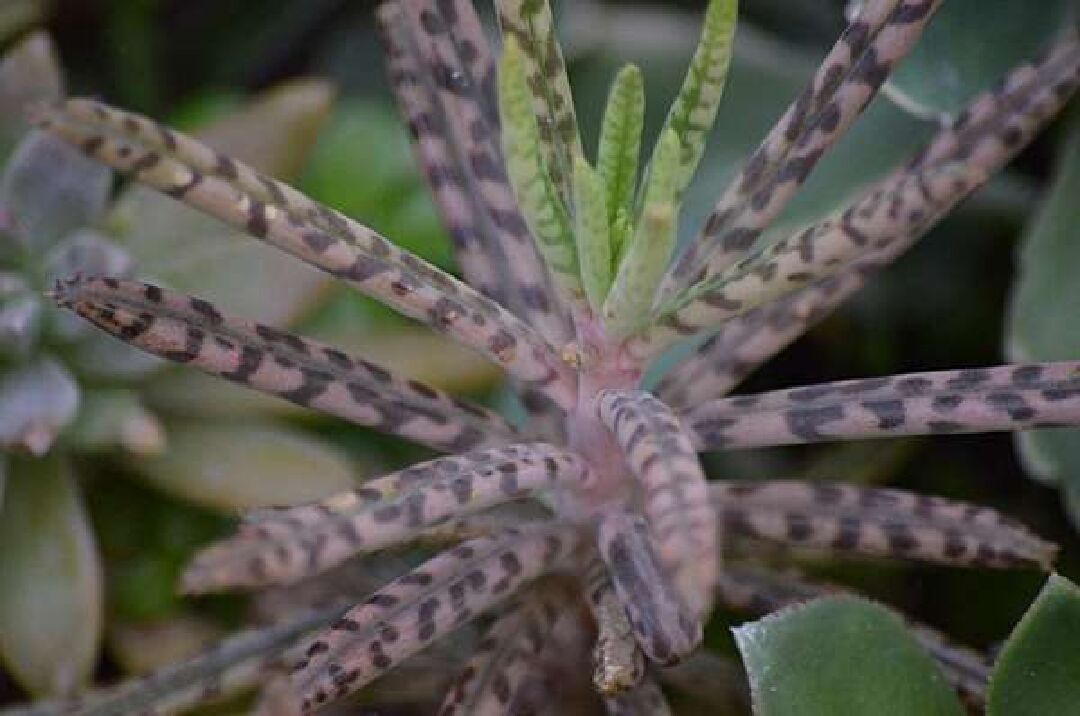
[881,0,1074,119]
[987,574,1080,715]
[1006,113,1080,526]
[0,455,102,696]
[733,596,965,716]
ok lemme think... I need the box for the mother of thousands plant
[18,0,1080,712]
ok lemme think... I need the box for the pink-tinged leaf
[582,556,645,695]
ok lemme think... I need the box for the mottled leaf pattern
[597,65,644,234]
[52,276,516,454]
[688,362,1080,454]
[183,444,585,592]
[573,156,612,313]
[712,480,1056,569]
[582,556,645,695]
[291,526,575,712]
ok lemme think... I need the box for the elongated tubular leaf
[438,579,577,716]
[10,603,348,716]
[602,131,680,337]
[291,526,576,712]
[653,32,1080,375]
[714,566,992,707]
[498,37,581,299]
[688,361,1080,456]
[635,154,981,358]
[495,0,582,209]
[604,676,672,716]
[597,389,716,616]
[32,100,576,410]
[183,444,584,593]
[573,156,612,312]
[582,555,645,695]
[377,2,572,348]
[711,480,1056,569]
[50,276,514,454]
[661,0,943,296]
[649,0,737,202]
[596,510,701,667]
[598,65,644,230]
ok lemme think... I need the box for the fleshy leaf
[987,574,1080,715]
[67,389,166,456]
[0,456,103,697]
[733,596,965,716]
[597,64,644,229]
[0,130,111,251]
[650,0,737,201]
[603,130,680,336]
[498,35,581,298]
[881,0,1074,119]
[572,155,611,311]
[0,357,78,455]
[129,421,357,512]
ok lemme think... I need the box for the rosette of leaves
[0,31,356,698]
[12,0,1080,713]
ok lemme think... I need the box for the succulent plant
[0,30,353,698]
[11,0,1080,713]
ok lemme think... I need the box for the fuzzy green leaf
[496,0,582,208]
[734,596,965,716]
[573,155,612,312]
[598,64,645,227]
[652,0,737,200]
[987,574,1080,715]
[0,456,103,697]
[603,130,680,336]
[498,36,581,297]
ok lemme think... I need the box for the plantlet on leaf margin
[16,0,1080,713]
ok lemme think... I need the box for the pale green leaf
[0,358,79,455]
[603,129,680,335]
[498,36,581,297]
[651,0,737,200]
[0,455,103,696]
[988,574,1080,715]
[128,421,358,512]
[733,596,965,716]
[572,155,612,312]
[1006,113,1080,526]
[67,389,165,456]
[598,64,644,226]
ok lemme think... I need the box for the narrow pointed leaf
[651,0,737,201]
[664,0,943,295]
[573,155,612,311]
[712,480,1056,569]
[987,574,1080,715]
[35,100,575,407]
[583,556,645,695]
[496,0,582,207]
[733,596,965,716]
[597,510,700,667]
[498,36,581,298]
[603,131,680,336]
[597,389,716,615]
[0,456,102,697]
[52,276,518,453]
[183,443,583,592]
[597,64,644,228]
[378,1,571,345]
[291,526,576,711]
[687,361,1080,454]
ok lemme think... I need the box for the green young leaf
[573,155,612,312]
[496,0,582,208]
[733,596,965,716]
[0,456,103,697]
[129,421,357,512]
[882,0,1073,119]
[603,129,680,336]
[988,574,1080,715]
[598,64,645,227]
[1006,112,1080,527]
[651,0,737,200]
[498,36,581,298]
